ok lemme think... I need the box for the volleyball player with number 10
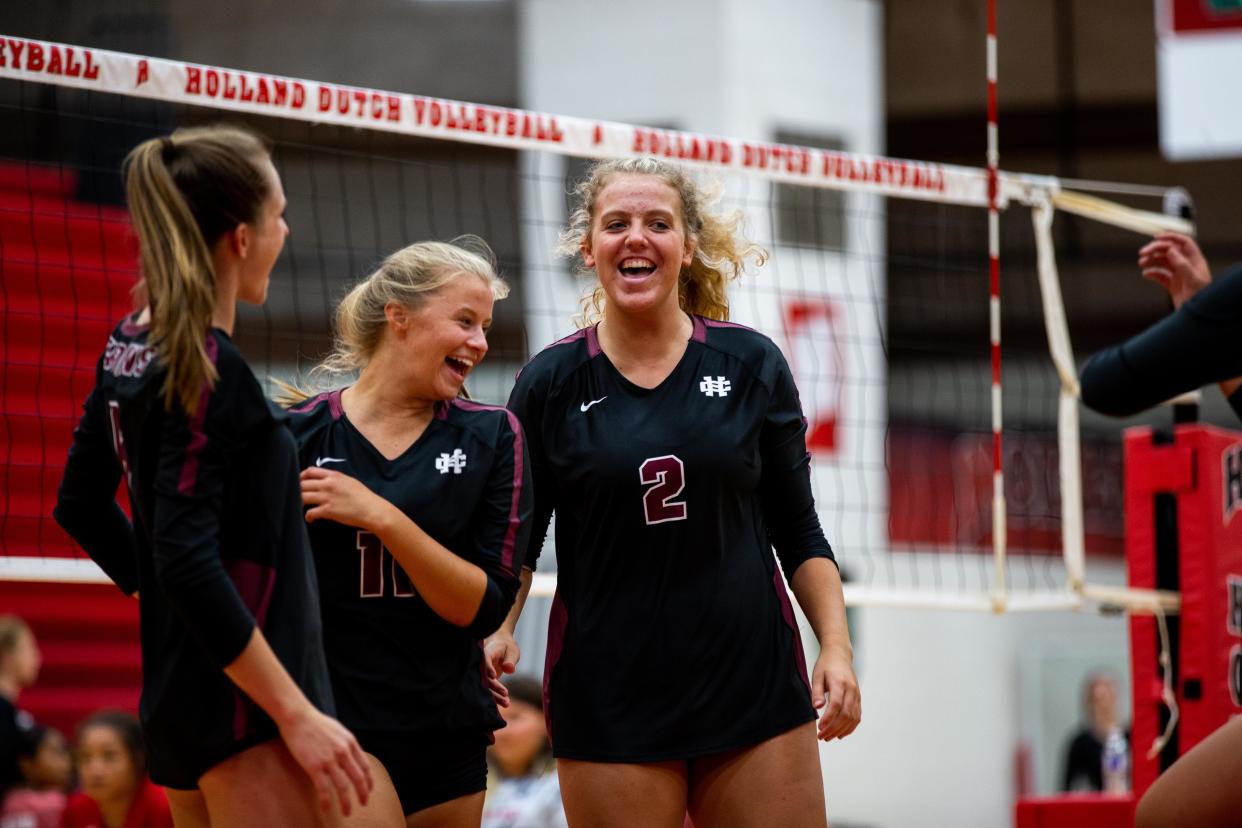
[489,157,860,827]
[285,240,533,827]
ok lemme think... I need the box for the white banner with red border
[0,34,1053,208]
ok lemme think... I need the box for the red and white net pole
[987,0,1008,608]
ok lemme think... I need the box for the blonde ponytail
[123,126,271,414]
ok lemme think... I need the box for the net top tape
[0,34,1062,208]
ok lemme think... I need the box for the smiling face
[582,173,695,321]
[386,272,495,401]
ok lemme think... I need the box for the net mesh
[0,38,1187,609]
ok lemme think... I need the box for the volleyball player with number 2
[495,158,860,827]
[286,240,532,828]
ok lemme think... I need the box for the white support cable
[1147,606,1180,760]
[1079,584,1182,615]
[1058,176,1185,200]
[1052,190,1195,237]
[1030,197,1087,591]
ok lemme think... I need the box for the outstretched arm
[1137,233,1242,400]
[1080,253,1242,418]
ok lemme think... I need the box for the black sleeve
[506,365,553,573]
[53,363,140,596]
[757,347,836,581]
[461,411,533,637]
[1062,731,1103,792]
[0,700,21,793]
[1080,263,1242,418]
[150,359,262,668]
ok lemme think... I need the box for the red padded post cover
[1124,425,1242,798]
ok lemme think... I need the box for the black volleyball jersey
[288,391,532,735]
[508,315,835,761]
[54,315,334,783]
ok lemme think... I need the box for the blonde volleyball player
[54,126,401,827]
[490,157,860,827]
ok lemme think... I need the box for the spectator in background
[0,724,71,828]
[0,616,41,796]
[482,676,565,828]
[62,711,172,828]
[1062,671,1128,792]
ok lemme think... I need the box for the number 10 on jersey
[357,531,416,598]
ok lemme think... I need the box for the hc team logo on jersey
[700,376,731,397]
[1224,444,1242,525]
[436,448,467,474]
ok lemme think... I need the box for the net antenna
[986,0,1006,612]
[0,35,1192,616]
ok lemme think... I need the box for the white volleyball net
[0,35,1191,615]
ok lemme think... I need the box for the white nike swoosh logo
[315,457,346,467]
[579,397,608,412]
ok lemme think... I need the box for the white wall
[809,558,1130,827]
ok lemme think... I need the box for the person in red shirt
[61,711,171,828]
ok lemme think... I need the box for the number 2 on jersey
[357,531,416,598]
[639,455,687,525]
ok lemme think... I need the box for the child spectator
[62,712,171,828]
[0,725,70,828]
[482,676,566,828]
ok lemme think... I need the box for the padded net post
[1125,425,1242,797]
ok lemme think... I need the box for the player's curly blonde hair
[557,157,767,326]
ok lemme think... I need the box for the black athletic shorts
[355,728,488,815]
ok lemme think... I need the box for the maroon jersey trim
[225,558,277,740]
[543,589,568,744]
[288,388,344,420]
[450,398,526,573]
[176,334,219,496]
[702,315,758,334]
[771,568,811,694]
